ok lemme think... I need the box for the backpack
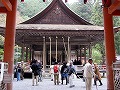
[54,65,58,73]
[68,67,75,76]
[63,68,68,74]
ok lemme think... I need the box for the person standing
[31,60,39,86]
[38,61,43,82]
[53,62,59,85]
[93,63,103,86]
[16,63,22,81]
[68,61,76,88]
[21,61,25,80]
[83,58,95,90]
[60,61,68,85]
[50,65,54,81]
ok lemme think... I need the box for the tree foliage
[17,0,52,22]
[66,1,93,22]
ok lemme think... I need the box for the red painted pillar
[103,7,115,90]
[3,0,17,90]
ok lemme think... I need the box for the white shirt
[50,65,54,73]
[83,62,95,78]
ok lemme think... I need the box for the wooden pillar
[88,44,92,58]
[49,37,52,66]
[56,36,58,62]
[3,0,17,89]
[43,36,46,70]
[29,47,32,61]
[26,47,28,62]
[67,36,71,61]
[76,49,78,61]
[84,46,86,64]
[103,7,115,90]
[80,47,82,60]
[32,49,34,61]
[21,45,25,61]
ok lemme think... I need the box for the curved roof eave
[21,0,92,25]
[16,24,103,30]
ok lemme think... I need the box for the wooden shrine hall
[0,0,105,67]
[16,0,105,65]
[0,0,119,90]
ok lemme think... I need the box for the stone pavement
[13,78,107,90]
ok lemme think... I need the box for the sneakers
[69,85,75,88]
[99,84,103,86]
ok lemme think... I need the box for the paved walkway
[13,77,107,90]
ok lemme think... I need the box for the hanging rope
[65,0,67,3]
[62,37,68,57]
[21,0,24,2]
[43,0,46,2]
[84,0,88,4]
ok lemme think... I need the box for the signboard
[3,74,12,83]
[0,62,8,82]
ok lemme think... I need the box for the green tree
[17,0,52,22]
[90,1,103,26]
[114,16,120,55]
[92,48,102,64]
[66,1,93,22]
[91,43,104,64]
[115,31,120,55]
[0,35,4,61]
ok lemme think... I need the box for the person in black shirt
[31,60,39,86]
[16,63,22,81]
[60,61,68,85]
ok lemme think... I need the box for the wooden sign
[3,74,12,83]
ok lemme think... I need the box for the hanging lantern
[84,0,87,4]
[43,0,45,2]
[21,0,24,2]
[102,0,109,6]
[65,0,67,3]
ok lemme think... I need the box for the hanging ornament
[102,0,109,5]
[84,0,87,4]
[21,0,24,2]
[65,0,67,3]
[102,0,109,7]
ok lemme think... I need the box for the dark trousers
[61,73,68,85]
[94,79,103,85]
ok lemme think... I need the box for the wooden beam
[108,0,120,14]
[112,10,120,16]
[0,7,7,13]
[1,0,12,11]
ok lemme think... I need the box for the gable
[23,0,91,25]
[35,3,80,24]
